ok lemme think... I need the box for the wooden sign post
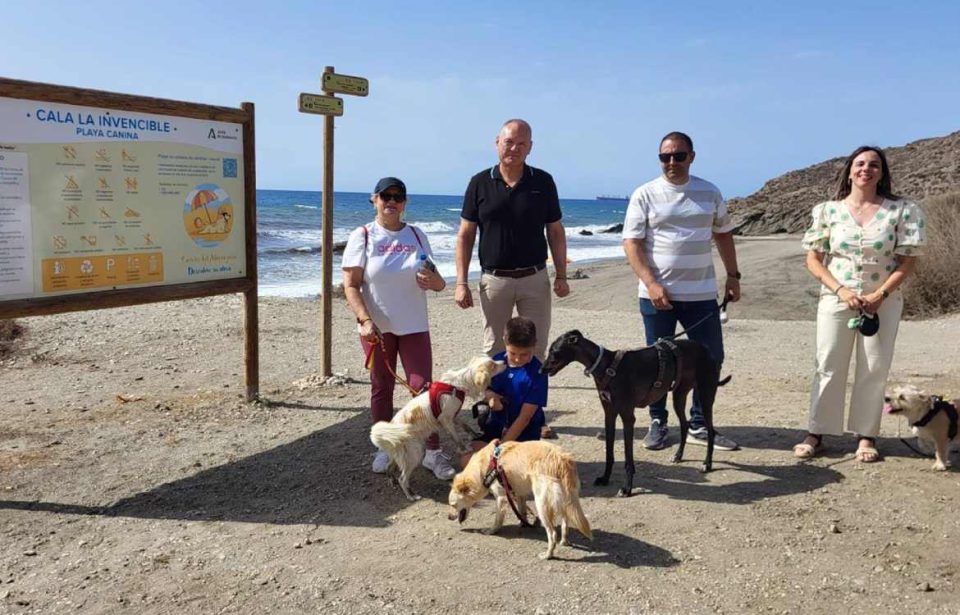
[298,66,369,377]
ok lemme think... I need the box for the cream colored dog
[885,384,960,471]
[448,439,592,560]
[370,357,505,501]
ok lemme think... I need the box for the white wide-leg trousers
[807,292,903,437]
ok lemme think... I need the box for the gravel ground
[2,240,959,614]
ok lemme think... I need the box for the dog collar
[428,381,466,418]
[584,345,607,376]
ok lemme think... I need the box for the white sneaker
[422,449,456,480]
[371,450,391,474]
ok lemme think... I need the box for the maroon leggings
[361,330,438,449]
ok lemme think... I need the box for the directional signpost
[299,66,369,377]
[321,72,369,97]
[298,93,344,116]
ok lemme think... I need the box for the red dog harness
[481,439,535,527]
[428,381,466,418]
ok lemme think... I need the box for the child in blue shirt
[478,316,547,443]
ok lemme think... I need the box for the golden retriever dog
[448,439,592,560]
[885,384,959,471]
[370,357,505,501]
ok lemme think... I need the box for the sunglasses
[379,192,406,203]
[658,152,689,163]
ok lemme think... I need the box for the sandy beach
[2,235,960,613]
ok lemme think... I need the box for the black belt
[482,263,546,279]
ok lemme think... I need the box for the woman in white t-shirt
[342,177,454,480]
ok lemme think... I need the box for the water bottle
[418,253,437,274]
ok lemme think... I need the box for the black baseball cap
[373,177,406,196]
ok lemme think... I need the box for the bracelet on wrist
[455,282,470,286]
[832,286,843,296]
[357,317,372,325]
[555,276,567,280]
[880,288,889,299]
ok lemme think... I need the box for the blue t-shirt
[481,352,547,442]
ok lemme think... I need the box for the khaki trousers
[478,268,552,359]
[808,292,903,437]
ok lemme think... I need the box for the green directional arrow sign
[298,93,344,116]
[322,72,369,97]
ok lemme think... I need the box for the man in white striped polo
[622,131,741,451]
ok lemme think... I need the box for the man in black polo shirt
[454,118,569,361]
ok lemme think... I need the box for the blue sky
[3,0,958,199]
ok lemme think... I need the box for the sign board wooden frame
[0,77,260,399]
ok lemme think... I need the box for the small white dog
[885,384,960,471]
[370,357,505,501]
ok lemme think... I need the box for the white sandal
[793,434,822,459]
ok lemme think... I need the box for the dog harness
[912,396,959,440]
[589,339,682,406]
[481,440,535,527]
[428,381,466,418]
[638,338,684,407]
[592,349,626,404]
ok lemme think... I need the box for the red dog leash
[481,439,535,528]
[364,336,421,398]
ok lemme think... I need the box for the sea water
[256,189,628,297]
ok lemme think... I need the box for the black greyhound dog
[541,330,730,497]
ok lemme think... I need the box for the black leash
[898,437,932,458]
[662,295,731,342]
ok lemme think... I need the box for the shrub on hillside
[0,319,24,358]
[904,192,960,318]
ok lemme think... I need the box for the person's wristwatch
[727,271,742,280]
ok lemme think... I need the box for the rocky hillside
[729,131,960,235]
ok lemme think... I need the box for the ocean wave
[566,244,625,263]
[293,203,319,210]
[259,279,325,298]
[257,228,351,244]
[409,220,456,233]
[260,241,351,256]
[261,246,319,255]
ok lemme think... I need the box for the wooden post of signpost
[242,101,260,400]
[298,67,369,378]
[320,66,335,378]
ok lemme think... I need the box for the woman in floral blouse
[794,146,926,462]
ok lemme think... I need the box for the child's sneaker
[371,450,391,474]
[422,449,456,480]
